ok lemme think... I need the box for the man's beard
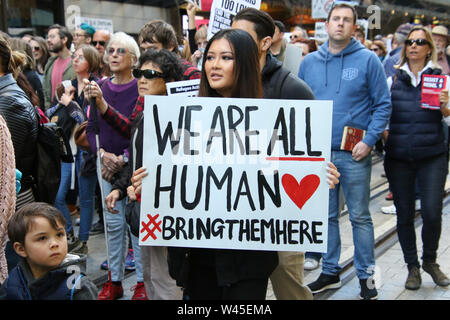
[49,41,63,53]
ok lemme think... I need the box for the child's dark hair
[8,202,66,244]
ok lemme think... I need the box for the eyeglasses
[93,41,106,47]
[72,54,85,62]
[107,47,128,56]
[32,46,41,51]
[405,38,429,46]
[132,69,164,80]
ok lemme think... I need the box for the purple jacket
[86,77,138,155]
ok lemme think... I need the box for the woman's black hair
[137,48,183,82]
[199,28,262,99]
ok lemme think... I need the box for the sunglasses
[405,38,429,46]
[371,48,379,52]
[107,47,128,56]
[72,54,85,62]
[93,41,106,47]
[132,69,164,80]
[32,46,41,51]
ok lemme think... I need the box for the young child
[0,202,97,300]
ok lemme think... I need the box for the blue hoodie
[298,38,391,151]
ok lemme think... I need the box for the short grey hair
[104,31,140,66]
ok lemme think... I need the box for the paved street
[76,153,450,300]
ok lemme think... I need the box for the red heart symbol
[282,174,320,210]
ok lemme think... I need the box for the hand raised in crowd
[130,167,148,197]
[105,189,120,213]
[187,2,197,20]
[327,162,340,189]
[60,86,75,106]
[83,79,108,114]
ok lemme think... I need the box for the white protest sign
[75,16,113,33]
[139,96,333,252]
[311,0,334,19]
[283,43,303,76]
[166,79,200,97]
[207,0,261,39]
[187,0,202,10]
[314,22,328,43]
[357,19,369,40]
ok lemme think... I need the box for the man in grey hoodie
[298,3,391,300]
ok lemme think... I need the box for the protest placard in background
[74,16,113,33]
[166,79,200,97]
[207,0,261,39]
[139,96,333,252]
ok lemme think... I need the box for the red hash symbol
[141,214,162,241]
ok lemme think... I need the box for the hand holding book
[439,89,450,117]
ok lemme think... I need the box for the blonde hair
[397,26,439,69]
[194,25,208,44]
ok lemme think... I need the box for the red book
[421,74,447,110]
[340,126,366,152]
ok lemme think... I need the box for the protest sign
[283,43,303,76]
[311,0,334,19]
[140,96,332,252]
[166,79,200,97]
[74,16,113,33]
[207,0,261,39]
[314,22,328,43]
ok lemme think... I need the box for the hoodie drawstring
[336,53,344,94]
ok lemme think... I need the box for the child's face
[14,217,68,279]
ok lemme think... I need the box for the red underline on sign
[265,157,326,162]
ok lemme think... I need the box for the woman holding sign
[384,26,450,291]
[131,28,340,300]
[164,28,275,300]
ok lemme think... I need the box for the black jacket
[262,53,315,100]
[0,73,38,190]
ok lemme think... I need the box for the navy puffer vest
[385,67,446,162]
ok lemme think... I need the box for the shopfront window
[3,0,62,37]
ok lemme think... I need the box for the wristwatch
[122,153,129,164]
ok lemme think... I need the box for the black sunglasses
[133,69,164,80]
[405,38,429,46]
[93,41,106,46]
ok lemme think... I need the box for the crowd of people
[0,2,449,301]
